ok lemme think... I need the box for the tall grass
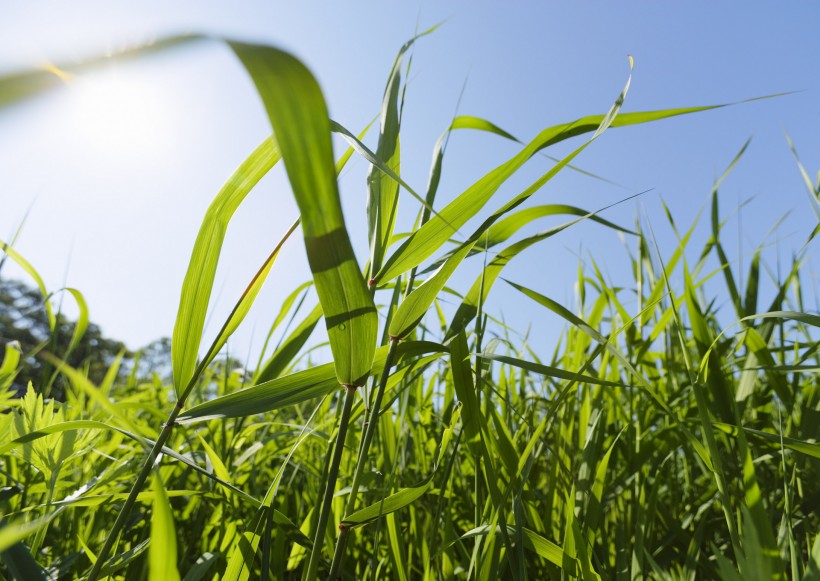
[1,33,819,580]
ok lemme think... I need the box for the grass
[1,32,819,580]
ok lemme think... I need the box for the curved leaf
[178,341,445,423]
[172,136,282,394]
[230,41,377,387]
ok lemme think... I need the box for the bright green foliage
[1,33,818,581]
[230,41,377,388]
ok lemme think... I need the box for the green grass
[1,33,819,580]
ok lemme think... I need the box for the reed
[0,31,818,581]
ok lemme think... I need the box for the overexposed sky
[1,2,818,365]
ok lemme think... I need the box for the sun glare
[64,68,169,158]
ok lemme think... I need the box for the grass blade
[230,41,377,387]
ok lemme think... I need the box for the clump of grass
[1,31,819,581]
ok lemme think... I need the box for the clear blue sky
[1,2,818,363]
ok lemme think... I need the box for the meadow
[1,32,819,580]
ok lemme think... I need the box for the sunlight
[63,68,169,158]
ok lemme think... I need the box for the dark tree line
[0,276,172,400]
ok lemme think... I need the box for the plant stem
[305,385,357,581]
[86,399,184,581]
[328,337,399,578]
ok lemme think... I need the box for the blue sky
[1,2,818,363]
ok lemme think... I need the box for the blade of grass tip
[230,41,377,389]
[785,132,820,219]
[330,120,447,237]
[45,287,88,359]
[252,280,312,377]
[172,135,282,396]
[0,205,33,276]
[445,193,645,339]
[0,342,21,390]
[255,303,323,384]
[0,240,55,331]
[196,218,299,375]
[366,33,412,281]
[374,56,636,286]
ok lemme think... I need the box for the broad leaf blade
[172,137,282,394]
[178,341,445,423]
[149,472,181,581]
[230,41,377,387]
[341,480,432,529]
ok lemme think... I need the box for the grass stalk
[328,337,400,578]
[305,385,357,581]
[86,398,185,581]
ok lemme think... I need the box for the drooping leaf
[230,41,377,387]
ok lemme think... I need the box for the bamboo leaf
[0,240,55,330]
[481,353,629,388]
[375,75,748,284]
[178,341,445,423]
[149,472,181,581]
[255,303,323,383]
[389,244,473,339]
[172,136,283,394]
[340,480,432,529]
[230,41,377,387]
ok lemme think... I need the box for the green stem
[305,386,357,581]
[86,399,184,581]
[328,337,399,578]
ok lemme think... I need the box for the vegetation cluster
[1,33,819,580]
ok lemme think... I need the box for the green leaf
[367,35,407,278]
[714,423,820,460]
[375,67,742,284]
[51,287,89,358]
[182,552,220,581]
[255,303,323,383]
[0,536,46,581]
[740,310,820,328]
[150,472,181,581]
[449,331,481,444]
[805,532,820,581]
[456,525,570,571]
[0,341,21,391]
[178,341,445,423]
[230,41,377,387]
[481,353,628,388]
[446,201,635,339]
[390,244,473,339]
[172,136,282,394]
[341,480,432,528]
[0,240,55,330]
[193,218,299,387]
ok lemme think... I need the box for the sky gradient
[1,2,818,364]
